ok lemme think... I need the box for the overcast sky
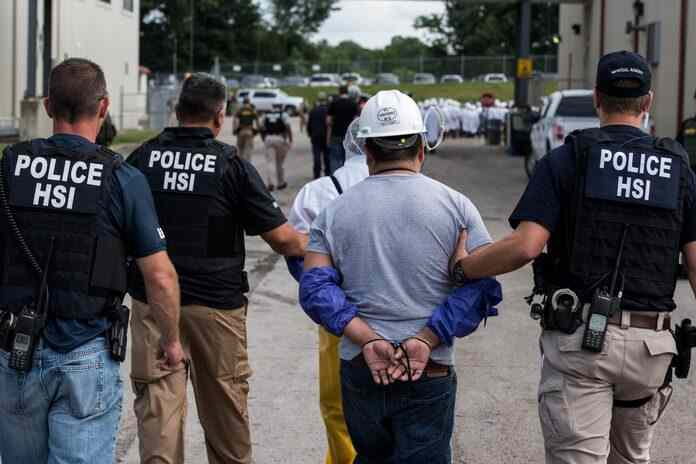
[314,1,445,49]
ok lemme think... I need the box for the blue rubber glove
[427,278,502,346]
[285,256,304,283]
[299,266,359,336]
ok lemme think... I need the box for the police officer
[261,103,292,190]
[127,73,307,464]
[451,51,696,463]
[677,89,696,169]
[233,97,259,162]
[0,58,183,463]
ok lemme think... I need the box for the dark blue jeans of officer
[340,360,457,464]
[0,337,122,463]
[312,135,330,179]
[327,137,346,175]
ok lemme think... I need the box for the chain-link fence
[216,54,558,82]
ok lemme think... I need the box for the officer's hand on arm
[137,251,185,368]
[451,222,549,282]
[261,223,308,257]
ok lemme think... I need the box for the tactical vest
[0,140,127,319]
[237,107,257,128]
[264,112,287,135]
[681,117,696,167]
[131,133,243,269]
[557,128,689,312]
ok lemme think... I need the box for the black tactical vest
[264,112,287,135]
[0,140,127,319]
[681,117,696,167]
[237,107,257,128]
[558,128,689,312]
[130,133,244,282]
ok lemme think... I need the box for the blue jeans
[327,139,346,175]
[0,336,122,463]
[340,360,457,464]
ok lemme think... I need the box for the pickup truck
[527,90,599,177]
[235,88,304,115]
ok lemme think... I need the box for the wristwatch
[450,260,470,286]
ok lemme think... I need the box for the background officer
[307,92,330,179]
[677,89,696,169]
[261,102,293,191]
[128,73,308,464]
[0,58,183,463]
[450,51,696,463]
[233,97,259,162]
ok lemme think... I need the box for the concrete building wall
[558,4,587,90]
[558,0,691,137]
[0,0,141,136]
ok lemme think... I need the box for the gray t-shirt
[307,173,492,365]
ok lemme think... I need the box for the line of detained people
[2,51,693,464]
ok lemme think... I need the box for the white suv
[527,90,599,177]
[235,89,304,115]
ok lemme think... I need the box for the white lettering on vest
[149,150,162,168]
[617,176,651,201]
[659,157,672,179]
[163,171,196,191]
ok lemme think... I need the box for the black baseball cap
[596,51,651,98]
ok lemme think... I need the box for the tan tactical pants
[236,128,255,162]
[263,135,289,186]
[538,318,676,464]
[130,299,252,464]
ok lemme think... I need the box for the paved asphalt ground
[114,119,696,463]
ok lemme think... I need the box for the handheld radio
[8,238,54,371]
[582,227,628,352]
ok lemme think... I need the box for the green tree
[415,2,558,56]
[140,0,264,73]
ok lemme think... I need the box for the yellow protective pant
[319,328,357,464]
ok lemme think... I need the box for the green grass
[0,144,6,152]
[279,80,558,106]
[112,129,159,146]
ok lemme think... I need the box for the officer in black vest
[261,103,293,190]
[677,89,696,169]
[0,58,183,463]
[449,51,696,463]
[127,73,307,464]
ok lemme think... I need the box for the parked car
[309,73,339,87]
[375,73,400,85]
[240,74,274,88]
[413,73,436,85]
[441,74,464,84]
[226,79,240,89]
[527,90,598,177]
[341,73,363,85]
[235,88,304,115]
[482,73,508,83]
[281,76,309,87]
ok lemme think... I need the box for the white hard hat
[357,90,426,139]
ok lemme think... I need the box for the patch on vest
[146,150,218,194]
[584,145,680,210]
[8,154,103,213]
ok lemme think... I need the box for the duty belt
[590,307,671,331]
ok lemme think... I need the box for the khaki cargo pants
[130,299,252,464]
[538,317,676,464]
[263,135,289,186]
[236,128,255,162]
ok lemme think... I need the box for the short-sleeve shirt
[327,97,359,139]
[37,133,167,352]
[128,127,287,309]
[510,124,696,255]
[308,173,492,365]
